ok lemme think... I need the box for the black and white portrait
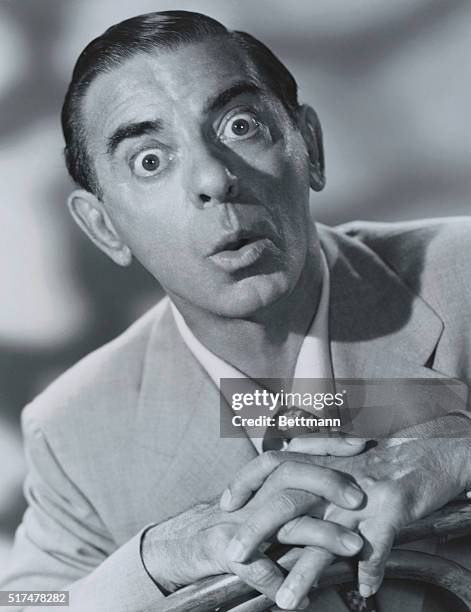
[1,2,471,612]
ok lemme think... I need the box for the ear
[297,104,326,192]
[67,190,132,266]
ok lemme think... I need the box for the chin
[211,272,292,319]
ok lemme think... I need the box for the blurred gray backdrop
[1,0,470,562]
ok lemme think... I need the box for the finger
[230,550,286,603]
[227,463,364,564]
[357,520,396,598]
[287,436,367,456]
[220,452,331,512]
[221,451,284,511]
[222,457,364,514]
[277,515,363,557]
[257,462,364,512]
[276,547,335,609]
[227,488,318,562]
[227,462,365,563]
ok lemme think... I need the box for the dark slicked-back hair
[61,10,300,198]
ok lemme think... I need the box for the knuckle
[376,479,408,510]
[276,492,298,518]
[317,467,339,492]
[390,483,408,506]
[247,561,277,586]
[277,461,297,481]
[287,568,312,588]
[368,555,384,570]
[263,451,282,471]
[362,558,385,578]
[209,523,233,552]
[278,515,306,539]
[217,522,235,542]
[330,470,347,491]
[242,518,262,540]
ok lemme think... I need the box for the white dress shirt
[171,250,332,453]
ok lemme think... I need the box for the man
[2,10,471,612]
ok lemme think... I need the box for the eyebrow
[106,119,163,157]
[204,81,262,114]
[105,82,260,157]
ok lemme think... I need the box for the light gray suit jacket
[2,218,471,612]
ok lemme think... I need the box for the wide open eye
[219,111,262,142]
[131,148,171,178]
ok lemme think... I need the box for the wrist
[141,525,181,595]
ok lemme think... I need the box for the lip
[208,230,265,256]
[208,231,274,272]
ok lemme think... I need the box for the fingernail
[343,484,364,507]
[220,489,232,509]
[359,584,373,598]
[226,539,244,562]
[276,587,297,609]
[340,533,363,552]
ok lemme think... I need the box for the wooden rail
[149,501,471,612]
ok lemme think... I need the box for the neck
[171,243,324,383]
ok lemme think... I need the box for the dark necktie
[262,404,327,451]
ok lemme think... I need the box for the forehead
[82,37,260,149]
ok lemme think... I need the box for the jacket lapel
[319,225,444,379]
[134,302,256,522]
[319,225,468,436]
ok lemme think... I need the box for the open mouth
[221,236,258,252]
[208,230,274,272]
[209,230,265,256]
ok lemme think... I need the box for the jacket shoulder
[337,216,471,249]
[23,298,169,436]
[335,216,471,288]
[333,218,471,351]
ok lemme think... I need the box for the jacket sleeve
[0,408,164,612]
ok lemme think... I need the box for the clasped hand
[143,426,470,610]
[142,437,366,603]
[221,432,470,608]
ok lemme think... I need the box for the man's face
[82,37,315,318]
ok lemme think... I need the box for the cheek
[281,136,310,187]
[103,180,190,257]
[266,145,310,222]
[255,137,309,195]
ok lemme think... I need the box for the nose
[186,142,239,208]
